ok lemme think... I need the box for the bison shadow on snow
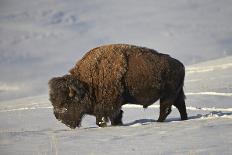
[49,44,188,129]
[124,110,232,127]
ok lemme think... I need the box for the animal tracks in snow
[0,106,52,113]
[186,63,232,74]
[186,92,232,97]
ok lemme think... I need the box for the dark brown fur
[49,44,187,129]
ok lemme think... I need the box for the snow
[1,54,232,155]
[1,0,232,154]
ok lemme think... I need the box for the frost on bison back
[48,44,187,129]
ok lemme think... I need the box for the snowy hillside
[0,56,232,155]
[1,0,232,101]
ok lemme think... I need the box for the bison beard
[49,44,187,129]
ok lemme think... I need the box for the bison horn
[68,86,76,97]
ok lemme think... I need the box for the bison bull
[49,44,187,129]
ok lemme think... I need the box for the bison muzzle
[49,44,188,129]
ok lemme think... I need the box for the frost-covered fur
[49,44,187,129]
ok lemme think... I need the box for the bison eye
[68,85,86,100]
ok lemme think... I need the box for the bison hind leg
[173,88,188,120]
[110,110,123,126]
[157,99,173,122]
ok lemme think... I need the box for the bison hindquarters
[158,87,187,122]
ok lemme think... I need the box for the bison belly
[123,52,163,107]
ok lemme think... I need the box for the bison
[49,44,187,129]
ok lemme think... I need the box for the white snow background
[0,0,232,154]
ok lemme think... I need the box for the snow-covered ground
[1,0,232,155]
[1,56,232,155]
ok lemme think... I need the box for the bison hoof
[181,116,188,120]
[97,122,107,127]
[157,119,164,122]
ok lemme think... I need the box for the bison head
[48,75,88,129]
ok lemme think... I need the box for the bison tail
[177,65,186,100]
[178,86,186,101]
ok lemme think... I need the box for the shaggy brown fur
[49,44,187,128]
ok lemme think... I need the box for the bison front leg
[96,116,108,127]
[110,110,123,126]
[157,99,173,122]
